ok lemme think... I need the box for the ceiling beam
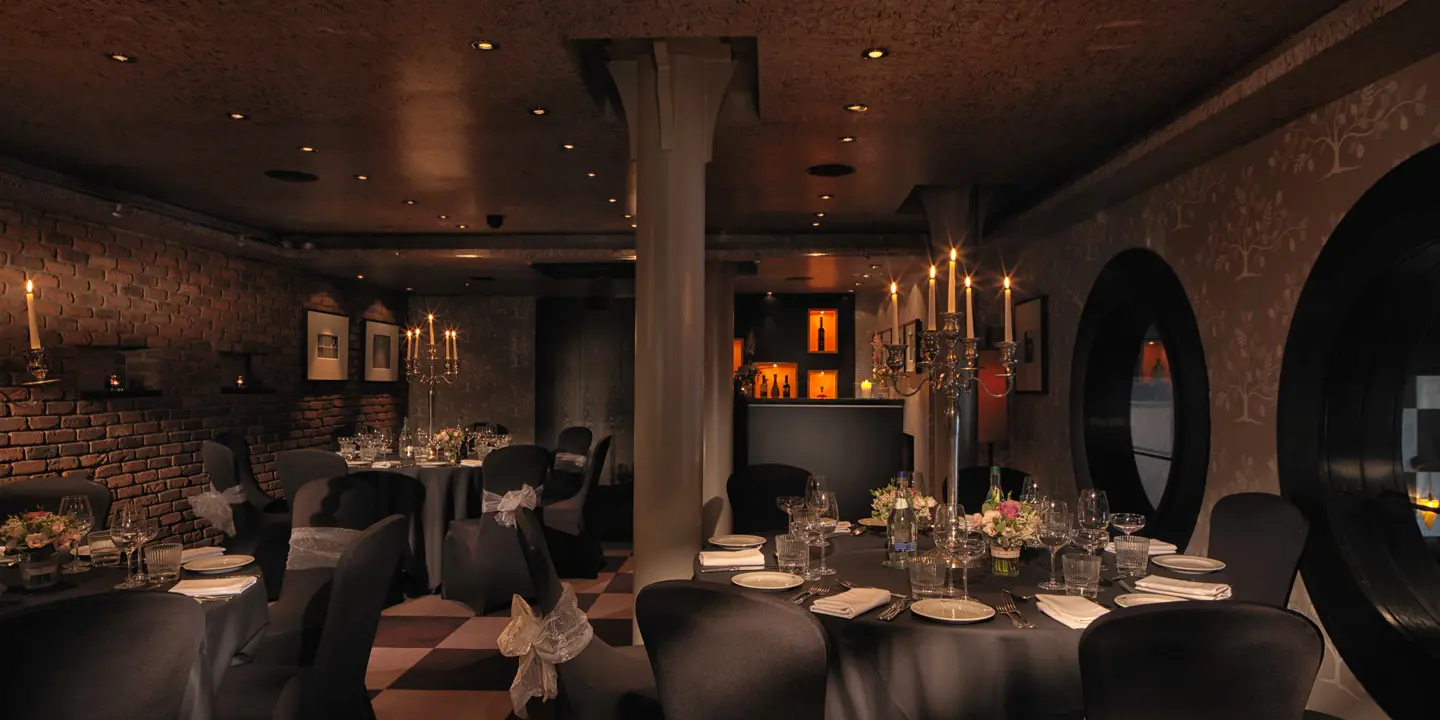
[993,0,1440,245]
[281,232,928,258]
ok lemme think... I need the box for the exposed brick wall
[0,199,407,543]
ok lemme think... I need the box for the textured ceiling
[0,0,1343,237]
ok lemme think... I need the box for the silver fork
[881,597,912,621]
[998,591,1034,629]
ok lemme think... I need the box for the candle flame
[890,281,898,294]
[929,265,936,279]
[427,313,435,320]
[1004,276,1011,289]
[26,279,33,293]
[949,248,957,261]
[964,275,971,288]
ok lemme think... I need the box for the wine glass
[110,503,144,589]
[1077,489,1110,539]
[134,517,159,585]
[1111,512,1146,537]
[1019,476,1045,505]
[810,491,839,576]
[804,475,827,508]
[792,510,822,581]
[931,504,965,597]
[952,532,988,601]
[1037,501,1072,591]
[776,496,805,532]
[59,495,94,574]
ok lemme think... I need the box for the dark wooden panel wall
[535,297,635,485]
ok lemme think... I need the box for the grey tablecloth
[0,564,268,720]
[348,462,481,591]
[694,533,1233,720]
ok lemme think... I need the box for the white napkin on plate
[1035,594,1109,629]
[180,546,224,563]
[697,549,766,568]
[169,576,258,598]
[810,588,891,619]
[1135,575,1232,600]
[460,459,483,467]
[1105,538,1179,556]
[826,521,853,536]
[370,460,395,469]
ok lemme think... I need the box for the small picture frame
[364,320,401,382]
[902,319,923,373]
[1014,295,1048,393]
[306,310,349,381]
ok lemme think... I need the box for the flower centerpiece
[431,427,467,463]
[870,480,938,523]
[2,510,83,589]
[968,486,1039,577]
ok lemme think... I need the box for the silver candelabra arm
[972,340,1019,397]
[883,343,929,397]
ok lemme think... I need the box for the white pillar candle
[947,248,957,313]
[927,265,937,329]
[890,281,900,341]
[24,278,40,349]
[1004,277,1013,343]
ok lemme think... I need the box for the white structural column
[610,41,735,600]
[702,260,735,537]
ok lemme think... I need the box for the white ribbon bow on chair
[482,485,540,527]
[188,484,246,536]
[498,584,594,718]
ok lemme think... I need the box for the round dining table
[695,531,1233,720]
[345,460,483,591]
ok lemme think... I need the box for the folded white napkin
[1105,538,1179,556]
[460,458,483,467]
[1135,575,1232,600]
[697,549,766,568]
[1035,594,1109,629]
[554,452,588,468]
[370,460,395,469]
[169,576,258,598]
[826,521,853,536]
[810,588,891,619]
[180,547,224,563]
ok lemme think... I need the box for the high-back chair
[276,449,348,508]
[514,508,662,720]
[1079,602,1323,720]
[726,463,812,533]
[544,434,612,577]
[441,444,551,613]
[0,472,112,528]
[201,440,289,599]
[1208,492,1309,606]
[214,431,285,512]
[637,580,830,720]
[555,426,593,456]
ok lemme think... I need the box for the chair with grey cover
[441,444,550,613]
[637,580,829,720]
[1,592,206,720]
[1079,602,1323,720]
[276,449,348,508]
[514,507,662,720]
[202,440,291,599]
[544,434,611,578]
[0,472,112,529]
[726,463,812,534]
[216,515,408,720]
[555,426,593,457]
[214,431,287,513]
[1207,492,1309,607]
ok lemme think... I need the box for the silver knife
[1118,579,1139,594]
[700,565,777,573]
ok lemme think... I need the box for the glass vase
[990,545,1021,578]
[20,550,61,590]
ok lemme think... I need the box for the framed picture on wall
[1014,295,1048,393]
[902,319,923,373]
[306,310,349,381]
[364,320,401,382]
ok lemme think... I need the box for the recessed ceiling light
[839,136,857,143]
[357,274,364,279]
[456,224,468,229]
[403,200,416,205]
[530,107,548,116]
[862,273,870,278]
[870,264,882,269]
[299,146,316,152]
[586,172,596,178]
[471,40,497,51]
[107,53,137,63]
[814,212,825,218]
[812,222,821,227]
[406,287,413,291]
[844,103,869,113]
[766,292,773,296]
[562,143,575,150]
[608,198,617,203]
[806,252,827,257]
[862,48,889,59]
[229,112,248,120]
[630,223,638,229]
[855,281,863,286]
[437,214,448,219]
[354,174,368,181]
[819,194,833,200]
[624,213,633,219]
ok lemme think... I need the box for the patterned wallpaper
[1005,52,1440,718]
[406,297,536,444]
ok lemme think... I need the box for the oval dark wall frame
[1071,249,1210,548]
[1278,144,1440,719]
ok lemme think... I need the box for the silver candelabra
[882,311,1017,507]
[406,338,459,438]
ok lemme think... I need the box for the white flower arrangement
[870,481,938,523]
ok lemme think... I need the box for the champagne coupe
[59,495,94,574]
[110,503,144,589]
[1111,512,1146,537]
[931,504,964,597]
[1037,501,1072,591]
[776,496,805,532]
[811,491,839,576]
[952,532,988,601]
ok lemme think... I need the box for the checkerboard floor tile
[369,550,636,719]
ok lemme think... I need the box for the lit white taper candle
[1003,276,1013,343]
[964,275,975,339]
[890,281,900,341]
[927,265,937,329]
[24,278,40,349]
[947,248,957,313]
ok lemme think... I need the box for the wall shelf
[807,369,839,399]
[753,362,798,399]
[807,309,838,354]
[220,387,275,395]
[79,389,161,400]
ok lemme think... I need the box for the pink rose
[967,513,984,528]
[25,511,47,520]
[998,499,1021,520]
[25,533,47,549]
[51,520,65,534]
[4,538,16,551]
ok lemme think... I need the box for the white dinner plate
[1114,593,1187,608]
[910,598,996,624]
[183,554,255,575]
[858,518,888,528]
[708,534,766,549]
[1151,554,1227,574]
[417,461,450,467]
[731,571,803,591]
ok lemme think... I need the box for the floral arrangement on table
[870,480,938,523]
[431,427,467,461]
[2,510,82,557]
[968,486,1040,576]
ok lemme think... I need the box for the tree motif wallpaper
[1005,53,1439,718]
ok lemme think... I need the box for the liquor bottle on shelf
[782,376,791,398]
[886,475,917,568]
[759,374,769,399]
[817,316,827,352]
[816,381,827,399]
